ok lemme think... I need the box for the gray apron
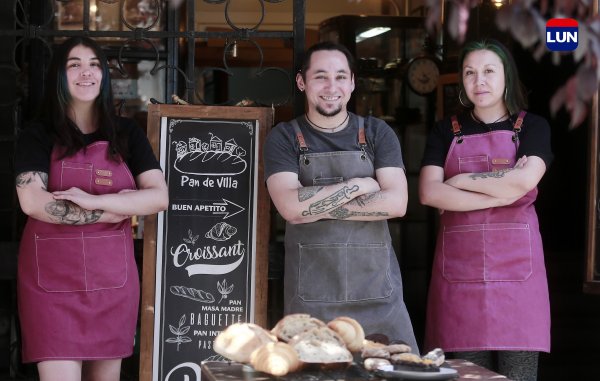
[283,117,418,352]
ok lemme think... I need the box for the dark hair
[457,39,527,115]
[299,41,355,79]
[39,36,124,160]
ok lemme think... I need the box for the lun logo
[546,18,578,51]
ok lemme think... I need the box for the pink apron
[18,141,139,362]
[424,113,551,353]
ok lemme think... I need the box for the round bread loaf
[213,323,277,363]
[327,316,365,352]
[250,342,301,376]
[288,326,353,364]
[270,313,326,342]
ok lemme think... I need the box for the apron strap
[512,110,527,142]
[358,116,368,160]
[450,115,463,144]
[290,119,308,152]
[292,115,368,163]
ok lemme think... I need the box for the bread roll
[327,316,365,352]
[270,313,326,342]
[250,342,301,376]
[288,326,353,364]
[361,346,390,359]
[363,357,391,371]
[213,323,277,363]
[383,343,412,354]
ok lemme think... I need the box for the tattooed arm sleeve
[325,167,408,221]
[266,172,381,224]
[16,171,104,225]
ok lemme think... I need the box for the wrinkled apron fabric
[284,119,418,352]
[425,123,550,353]
[18,142,139,362]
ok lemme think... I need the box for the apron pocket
[36,229,128,292]
[458,155,489,174]
[298,242,392,302]
[442,223,532,282]
[84,230,129,290]
[61,161,93,193]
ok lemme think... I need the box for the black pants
[452,350,539,381]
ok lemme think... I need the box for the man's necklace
[470,110,509,124]
[305,112,349,133]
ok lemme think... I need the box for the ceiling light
[356,27,391,43]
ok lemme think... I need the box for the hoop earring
[458,90,470,108]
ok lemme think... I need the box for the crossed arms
[266,167,407,225]
[418,155,546,212]
[16,169,169,225]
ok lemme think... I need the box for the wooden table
[201,359,511,381]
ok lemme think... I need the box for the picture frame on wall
[57,0,89,30]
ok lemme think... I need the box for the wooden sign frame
[140,104,272,381]
[584,94,600,294]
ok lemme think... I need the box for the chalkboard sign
[140,105,272,381]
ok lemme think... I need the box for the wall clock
[406,56,440,96]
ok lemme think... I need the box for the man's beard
[316,104,342,118]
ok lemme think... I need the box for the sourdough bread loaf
[270,313,326,342]
[288,326,353,364]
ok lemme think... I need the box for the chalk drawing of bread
[170,285,215,303]
[205,222,237,241]
[174,150,247,176]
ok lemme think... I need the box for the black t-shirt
[14,117,161,178]
[420,111,553,169]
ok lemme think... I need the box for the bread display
[326,316,365,352]
[249,342,301,376]
[212,315,449,377]
[270,313,326,342]
[213,322,277,363]
[288,326,353,364]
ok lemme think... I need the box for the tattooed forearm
[347,192,382,207]
[16,171,48,190]
[469,168,513,180]
[301,185,359,216]
[298,186,324,202]
[329,206,388,220]
[45,200,103,225]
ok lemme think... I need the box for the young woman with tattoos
[419,39,553,381]
[263,41,418,352]
[14,37,168,381]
